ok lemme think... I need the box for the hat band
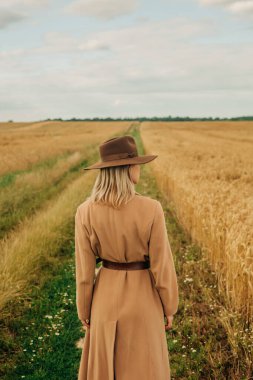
[102,151,137,162]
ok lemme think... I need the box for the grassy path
[0,122,134,237]
[2,256,81,380]
[0,143,99,238]
[1,124,251,379]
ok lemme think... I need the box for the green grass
[0,152,72,189]
[0,147,100,239]
[1,256,82,379]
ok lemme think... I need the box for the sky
[0,0,253,121]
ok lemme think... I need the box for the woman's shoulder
[134,191,160,209]
[135,191,158,202]
[76,192,159,213]
[76,197,92,214]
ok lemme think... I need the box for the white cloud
[31,31,111,54]
[198,0,253,16]
[64,0,139,20]
[78,39,110,51]
[228,1,253,14]
[1,17,252,120]
[200,0,231,4]
[113,99,124,106]
[0,0,48,7]
[22,16,218,56]
[0,0,48,28]
[0,48,26,59]
[0,9,27,29]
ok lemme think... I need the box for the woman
[75,135,179,380]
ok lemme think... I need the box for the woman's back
[76,192,157,263]
[75,191,178,380]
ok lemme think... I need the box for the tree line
[40,115,253,122]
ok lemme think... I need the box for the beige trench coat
[75,191,179,380]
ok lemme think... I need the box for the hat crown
[100,135,138,162]
[82,134,157,169]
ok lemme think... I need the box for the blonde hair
[88,164,136,209]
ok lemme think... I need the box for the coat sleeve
[75,206,96,322]
[148,201,179,316]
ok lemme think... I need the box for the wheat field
[1,120,253,378]
[141,121,253,323]
[0,121,132,175]
[0,121,132,310]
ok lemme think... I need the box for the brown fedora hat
[83,135,158,170]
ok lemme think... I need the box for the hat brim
[82,154,158,170]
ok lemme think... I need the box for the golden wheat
[140,121,253,323]
[0,121,132,175]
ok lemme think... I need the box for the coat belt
[96,256,150,270]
